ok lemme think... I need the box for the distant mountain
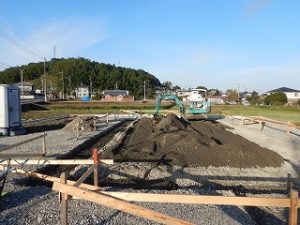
[0,57,162,99]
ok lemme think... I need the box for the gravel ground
[0,120,121,158]
[0,174,257,225]
[1,114,298,224]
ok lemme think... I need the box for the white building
[175,88,206,102]
[75,85,89,98]
[13,82,33,93]
[266,87,300,103]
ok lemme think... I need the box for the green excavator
[153,93,224,121]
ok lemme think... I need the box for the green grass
[22,101,300,126]
[212,105,300,125]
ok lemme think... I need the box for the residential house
[175,88,207,102]
[103,90,134,102]
[75,85,89,99]
[13,82,36,100]
[266,87,300,103]
[13,81,33,94]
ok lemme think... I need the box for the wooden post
[93,119,97,131]
[93,148,99,187]
[260,121,265,131]
[241,114,244,126]
[42,133,47,155]
[60,172,68,225]
[106,113,109,125]
[287,174,292,195]
[289,190,298,225]
[76,120,80,140]
[287,121,291,140]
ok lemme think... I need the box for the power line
[0,28,44,60]
[0,62,10,68]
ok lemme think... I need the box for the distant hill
[0,57,161,99]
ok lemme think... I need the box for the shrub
[264,92,287,106]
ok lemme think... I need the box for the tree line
[0,57,162,99]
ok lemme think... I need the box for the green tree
[246,91,260,105]
[0,57,162,99]
[264,93,287,106]
[226,89,239,102]
[196,86,207,90]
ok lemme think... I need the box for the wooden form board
[0,165,294,207]
[0,153,45,158]
[53,182,195,225]
[101,191,290,207]
[0,159,113,165]
[0,165,99,191]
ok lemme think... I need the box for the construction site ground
[0,113,299,225]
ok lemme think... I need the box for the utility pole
[44,58,47,102]
[68,75,71,99]
[20,69,24,96]
[53,46,56,58]
[143,80,146,101]
[89,74,93,100]
[59,70,64,100]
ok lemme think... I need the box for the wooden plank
[0,153,45,158]
[0,165,99,191]
[0,134,46,153]
[0,159,113,165]
[100,191,291,207]
[73,165,95,187]
[60,173,68,225]
[52,182,195,225]
[289,190,298,225]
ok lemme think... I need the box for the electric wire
[0,62,10,68]
[0,28,44,60]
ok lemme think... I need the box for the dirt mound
[103,114,283,168]
[63,116,96,133]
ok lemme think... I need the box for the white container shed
[0,84,24,136]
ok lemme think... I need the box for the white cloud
[0,18,108,67]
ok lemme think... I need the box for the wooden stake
[73,165,95,187]
[289,190,298,225]
[93,148,99,187]
[287,121,291,140]
[42,133,47,155]
[60,172,68,225]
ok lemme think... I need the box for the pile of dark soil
[103,114,283,168]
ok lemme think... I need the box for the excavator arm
[154,94,185,116]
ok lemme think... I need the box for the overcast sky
[1,0,300,93]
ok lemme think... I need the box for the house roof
[103,90,129,96]
[267,87,300,93]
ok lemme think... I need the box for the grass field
[212,105,300,125]
[22,101,300,125]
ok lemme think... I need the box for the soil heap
[103,114,283,168]
[63,116,96,133]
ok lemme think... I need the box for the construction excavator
[153,93,224,121]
